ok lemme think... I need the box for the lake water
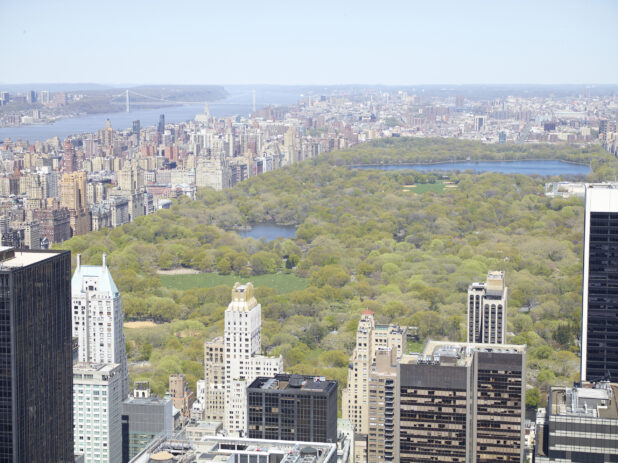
[236,224,297,241]
[353,160,591,176]
[0,87,304,143]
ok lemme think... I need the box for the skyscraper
[367,348,399,463]
[204,336,226,422]
[0,247,74,462]
[71,253,129,397]
[61,171,87,211]
[64,138,77,173]
[399,342,525,463]
[342,311,406,435]
[158,114,165,134]
[132,120,140,138]
[467,271,507,344]
[73,363,123,463]
[247,374,338,443]
[581,184,618,382]
[204,282,282,435]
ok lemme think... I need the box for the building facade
[71,253,129,397]
[581,184,618,382]
[535,382,618,463]
[73,363,123,463]
[121,384,173,463]
[204,336,226,422]
[467,271,508,344]
[247,374,338,443]
[342,310,406,436]
[0,247,74,462]
[223,283,283,435]
[367,348,399,463]
[202,283,283,435]
[399,342,525,463]
[168,374,195,417]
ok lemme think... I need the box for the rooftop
[0,248,64,268]
[549,382,618,420]
[132,436,337,463]
[71,253,119,296]
[401,340,525,367]
[248,374,336,393]
[123,395,171,407]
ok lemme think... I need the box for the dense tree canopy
[60,138,617,403]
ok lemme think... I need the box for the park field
[159,272,308,293]
[402,182,455,194]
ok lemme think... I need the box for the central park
[59,137,617,411]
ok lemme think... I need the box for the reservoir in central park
[235,224,297,241]
[352,160,591,176]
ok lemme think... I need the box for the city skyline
[1,0,617,85]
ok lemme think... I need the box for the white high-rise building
[73,363,123,463]
[72,253,129,397]
[221,283,283,435]
[467,271,508,344]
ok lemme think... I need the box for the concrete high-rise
[399,342,525,463]
[71,253,129,397]
[63,138,76,173]
[73,363,123,463]
[204,336,225,422]
[203,283,283,435]
[0,247,74,462]
[581,184,618,382]
[367,347,399,463]
[169,374,195,417]
[61,171,87,211]
[342,310,406,436]
[467,271,507,344]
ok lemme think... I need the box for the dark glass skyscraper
[247,374,338,443]
[0,247,73,462]
[581,185,618,382]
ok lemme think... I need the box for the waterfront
[0,86,303,143]
[353,160,591,176]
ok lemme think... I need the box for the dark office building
[157,114,165,134]
[399,342,525,463]
[581,185,618,382]
[247,374,338,443]
[0,247,73,462]
[132,119,141,137]
[535,382,618,463]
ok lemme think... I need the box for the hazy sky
[1,0,617,85]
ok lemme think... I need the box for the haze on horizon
[1,0,617,86]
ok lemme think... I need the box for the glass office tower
[581,185,618,382]
[0,247,73,462]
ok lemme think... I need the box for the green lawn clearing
[159,272,308,293]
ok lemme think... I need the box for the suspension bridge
[109,89,257,112]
